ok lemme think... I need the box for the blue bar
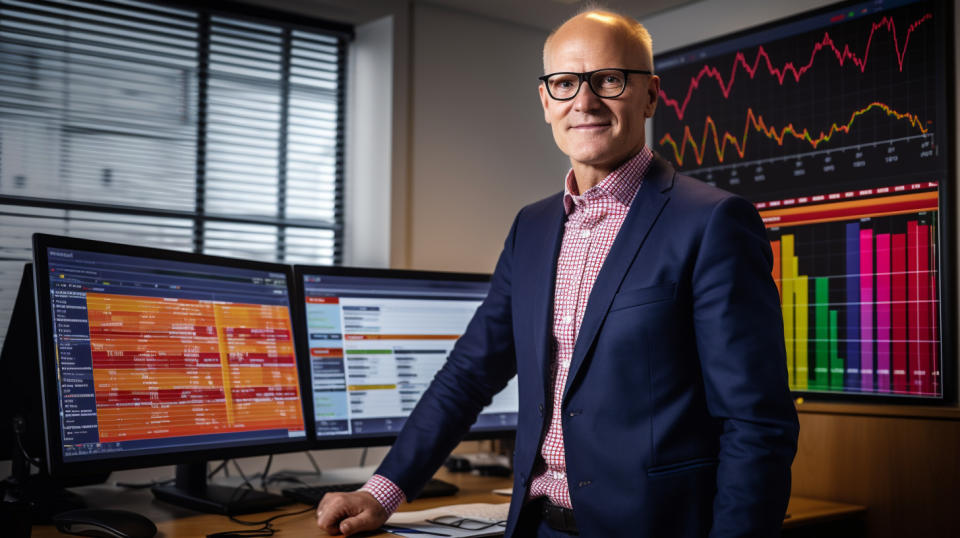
[845,222,861,389]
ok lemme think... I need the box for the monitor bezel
[651,0,956,405]
[32,233,311,478]
[294,264,517,449]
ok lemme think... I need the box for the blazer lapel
[530,199,566,406]
[562,156,675,405]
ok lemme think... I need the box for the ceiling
[237,0,700,30]
[422,0,699,31]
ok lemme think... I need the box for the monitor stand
[152,462,293,515]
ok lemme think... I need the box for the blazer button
[538,403,544,416]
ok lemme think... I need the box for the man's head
[539,10,659,179]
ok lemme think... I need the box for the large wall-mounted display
[653,0,953,401]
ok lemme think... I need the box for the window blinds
[0,0,349,351]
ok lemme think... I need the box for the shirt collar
[563,146,652,216]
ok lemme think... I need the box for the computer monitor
[652,0,954,402]
[294,266,518,447]
[31,234,309,513]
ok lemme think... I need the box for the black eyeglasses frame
[538,68,654,101]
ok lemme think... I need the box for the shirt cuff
[361,474,406,515]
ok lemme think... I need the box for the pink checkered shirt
[527,147,651,508]
[362,147,653,514]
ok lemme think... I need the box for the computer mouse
[53,508,157,538]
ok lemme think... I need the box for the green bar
[829,310,844,389]
[344,349,393,354]
[813,277,829,390]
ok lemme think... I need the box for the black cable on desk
[205,505,315,537]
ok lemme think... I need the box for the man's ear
[539,83,552,124]
[644,75,660,118]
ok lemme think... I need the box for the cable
[305,451,322,474]
[209,460,229,479]
[359,447,368,467]
[13,416,41,469]
[205,505,315,537]
[231,460,254,490]
[259,455,273,489]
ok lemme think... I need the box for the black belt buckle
[540,500,579,535]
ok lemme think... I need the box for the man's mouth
[570,122,611,131]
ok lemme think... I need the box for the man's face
[539,21,659,173]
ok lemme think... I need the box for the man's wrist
[360,474,406,515]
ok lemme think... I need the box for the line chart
[659,12,932,121]
[660,102,930,167]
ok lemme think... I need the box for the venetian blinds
[0,0,349,350]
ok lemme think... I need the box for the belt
[538,499,579,534]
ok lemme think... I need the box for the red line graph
[659,101,929,167]
[659,13,933,121]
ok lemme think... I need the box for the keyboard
[282,478,459,505]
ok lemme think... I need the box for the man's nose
[571,80,603,112]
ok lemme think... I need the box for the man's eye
[602,75,622,86]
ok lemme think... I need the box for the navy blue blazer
[376,154,799,537]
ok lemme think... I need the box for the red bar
[931,270,940,396]
[310,347,343,358]
[231,387,300,400]
[306,296,339,304]
[226,353,297,366]
[95,388,225,407]
[892,233,907,393]
[917,225,931,395]
[223,327,292,341]
[91,351,222,369]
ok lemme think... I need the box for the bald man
[316,10,798,537]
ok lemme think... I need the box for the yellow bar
[348,384,398,391]
[795,269,809,390]
[781,236,795,389]
[214,304,235,426]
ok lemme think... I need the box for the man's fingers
[339,510,380,536]
[316,494,353,534]
[315,491,387,536]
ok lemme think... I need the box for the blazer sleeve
[690,195,800,538]
[372,212,520,500]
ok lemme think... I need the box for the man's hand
[316,490,388,536]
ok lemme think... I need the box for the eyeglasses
[538,68,653,100]
[425,516,508,531]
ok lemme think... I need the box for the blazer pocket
[609,282,676,312]
[647,457,719,477]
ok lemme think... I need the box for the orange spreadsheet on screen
[85,293,304,443]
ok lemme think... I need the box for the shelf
[795,400,960,420]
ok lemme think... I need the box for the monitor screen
[33,235,307,472]
[297,267,518,443]
[652,0,953,400]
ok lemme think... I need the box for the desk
[32,469,865,537]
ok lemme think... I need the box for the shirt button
[561,315,572,324]
[580,229,591,238]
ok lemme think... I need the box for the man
[317,10,798,537]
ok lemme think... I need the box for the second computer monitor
[296,266,518,445]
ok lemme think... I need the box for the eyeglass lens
[546,69,627,99]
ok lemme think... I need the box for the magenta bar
[859,228,874,391]
[876,233,891,392]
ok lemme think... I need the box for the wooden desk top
[32,469,865,537]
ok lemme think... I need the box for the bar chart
[762,187,940,397]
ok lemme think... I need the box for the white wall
[404,3,567,272]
